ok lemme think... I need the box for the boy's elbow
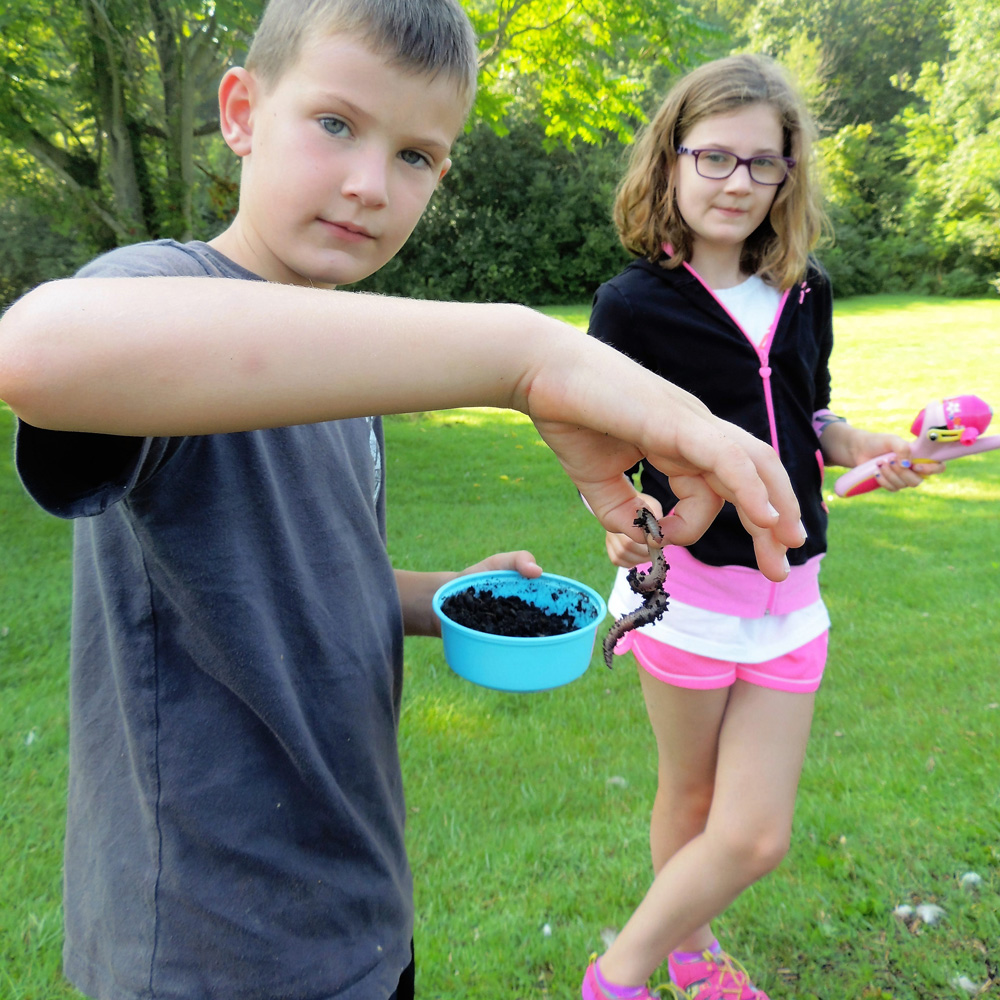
[0,281,75,426]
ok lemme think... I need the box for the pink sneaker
[581,955,677,1000]
[668,948,770,1000]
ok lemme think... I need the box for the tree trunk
[80,0,152,242]
[148,0,193,240]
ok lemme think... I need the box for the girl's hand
[854,433,946,492]
[606,530,651,568]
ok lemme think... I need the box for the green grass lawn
[2,295,999,999]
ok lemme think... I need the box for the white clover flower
[960,872,983,890]
[950,975,979,995]
[915,903,945,925]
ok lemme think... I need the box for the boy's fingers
[662,473,793,583]
[733,506,792,582]
[656,476,724,546]
[463,550,543,577]
[701,436,805,549]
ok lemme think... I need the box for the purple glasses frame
[676,146,796,186]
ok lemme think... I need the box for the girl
[581,54,941,1000]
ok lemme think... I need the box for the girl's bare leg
[599,676,815,987]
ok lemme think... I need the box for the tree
[813,0,1000,297]
[0,0,258,245]
[354,119,630,303]
[467,0,705,145]
[895,0,1000,293]
[722,0,950,131]
[0,0,704,247]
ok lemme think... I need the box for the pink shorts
[629,630,828,694]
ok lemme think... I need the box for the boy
[0,1,805,997]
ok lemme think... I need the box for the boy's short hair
[246,0,478,107]
[614,54,828,290]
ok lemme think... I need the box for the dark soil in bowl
[441,586,590,637]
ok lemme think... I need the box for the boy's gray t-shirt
[15,241,412,1000]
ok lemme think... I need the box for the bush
[353,122,631,305]
[0,196,103,312]
[816,121,999,299]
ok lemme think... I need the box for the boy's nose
[342,151,389,208]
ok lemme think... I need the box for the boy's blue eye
[400,149,430,168]
[320,117,349,137]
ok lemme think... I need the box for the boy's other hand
[458,550,543,580]
[396,552,542,639]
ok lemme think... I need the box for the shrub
[353,121,631,305]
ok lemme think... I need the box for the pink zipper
[680,261,792,613]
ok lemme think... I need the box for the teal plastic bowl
[432,571,607,692]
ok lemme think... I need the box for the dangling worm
[602,507,669,668]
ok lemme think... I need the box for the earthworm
[602,507,669,669]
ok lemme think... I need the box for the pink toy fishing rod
[835,394,1000,497]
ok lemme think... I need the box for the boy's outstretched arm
[0,278,802,579]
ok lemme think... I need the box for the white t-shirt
[714,273,782,346]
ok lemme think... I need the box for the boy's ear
[437,158,452,183]
[217,67,257,157]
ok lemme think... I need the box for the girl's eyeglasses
[676,147,795,186]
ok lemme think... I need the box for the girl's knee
[660,775,715,824]
[656,770,715,819]
[712,820,792,880]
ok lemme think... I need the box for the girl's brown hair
[614,54,827,289]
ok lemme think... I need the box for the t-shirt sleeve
[15,424,176,519]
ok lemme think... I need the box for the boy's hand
[605,493,664,568]
[395,551,542,638]
[457,550,543,580]
[529,384,802,583]
[512,327,804,584]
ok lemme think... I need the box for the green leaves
[466,0,704,146]
[815,0,1000,296]
[893,0,1000,294]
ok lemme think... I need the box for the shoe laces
[683,950,765,999]
[651,983,686,1000]
[584,953,685,1000]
